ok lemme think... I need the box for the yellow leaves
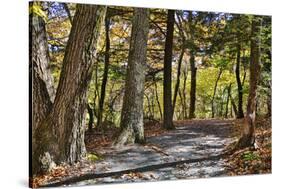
[29,4,48,23]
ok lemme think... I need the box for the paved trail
[72,119,235,186]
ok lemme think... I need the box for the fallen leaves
[31,159,97,188]
[225,117,272,176]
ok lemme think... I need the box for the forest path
[73,119,236,186]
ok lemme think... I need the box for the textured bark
[211,68,223,118]
[235,44,244,118]
[97,14,111,128]
[163,10,175,129]
[237,16,261,148]
[30,4,57,175]
[33,4,106,174]
[172,48,184,118]
[115,8,149,146]
[189,52,197,119]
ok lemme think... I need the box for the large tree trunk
[237,16,261,148]
[211,68,223,118]
[32,4,106,174]
[163,10,175,129]
[97,14,111,128]
[189,51,197,119]
[235,43,244,118]
[30,2,57,175]
[114,8,149,146]
[172,47,184,118]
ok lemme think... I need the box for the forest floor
[33,118,271,188]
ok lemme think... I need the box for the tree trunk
[172,47,184,118]
[32,5,106,174]
[97,14,111,128]
[211,68,223,118]
[237,16,261,148]
[235,44,244,118]
[182,65,188,119]
[225,83,232,118]
[189,52,197,119]
[114,8,149,146]
[154,78,163,120]
[267,79,272,117]
[30,2,57,175]
[163,10,175,129]
[87,104,94,132]
[230,95,238,118]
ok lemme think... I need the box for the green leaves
[87,153,103,162]
[29,4,48,23]
[242,151,260,161]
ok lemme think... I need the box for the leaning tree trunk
[172,47,184,118]
[153,77,163,120]
[237,16,261,148]
[114,8,149,146]
[32,4,106,175]
[163,10,175,129]
[182,64,188,119]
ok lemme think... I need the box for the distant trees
[163,10,175,129]
[32,4,106,174]
[115,8,149,145]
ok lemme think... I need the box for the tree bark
[87,104,94,132]
[114,8,149,146]
[172,48,184,118]
[32,4,106,174]
[225,83,232,118]
[211,68,223,118]
[97,14,111,128]
[235,44,244,118]
[188,12,197,119]
[182,64,188,119]
[237,16,261,148]
[189,52,197,119]
[163,10,175,129]
[154,78,163,120]
[30,2,56,175]
[230,95,238,118]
